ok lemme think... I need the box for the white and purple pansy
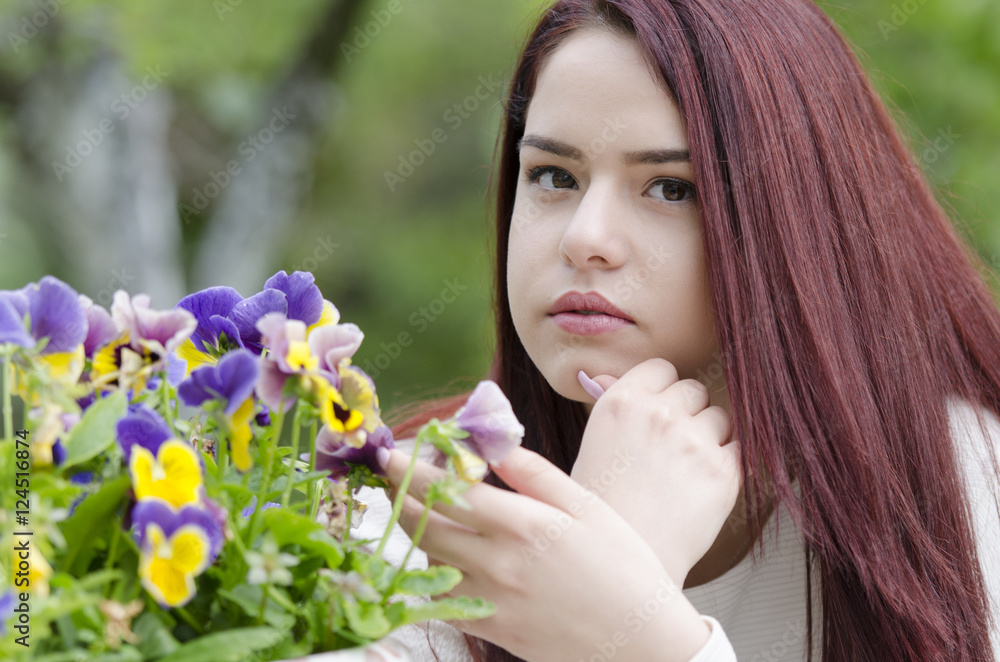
[312,423,395,481]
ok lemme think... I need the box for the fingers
[664,379,711,417]
[490,446,582,514]
[690,404,732,443]
[382,448,534,535]
[609,357,680,393]
[394,491,487,572]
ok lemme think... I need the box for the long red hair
[393,1,1000,659]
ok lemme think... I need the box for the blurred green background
[0,0,998,416]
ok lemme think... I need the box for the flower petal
[117,405,172,461]
[263,270,324,327]
[230,289,288,352]
[27,276,88,354]
[308,323,364,372]
[175,286,244,352]
[80,296,119,358]
[454,380,525,465]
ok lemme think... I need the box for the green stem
[385,489,434,600]
[309,477,322,521]
[216,424,229,480]
[281,403,302,508]
[104,518,122,597]
[3,349,13,442]
[248,407,285,544]
[258,584,269,624]
[173,606,205,634]
[375,431,424,558]
[307,419,318,515]
[344,490,354,542]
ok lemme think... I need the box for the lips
[547,292,635,336]
[547,291,634,321]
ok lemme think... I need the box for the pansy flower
[79,295,119,359]
[0,276,88,403]
[131,499,223,608]
[91,292,196,395]
[315,364,383,449]
[255,312,365,414]
[437,381,525,483]
[313,423,395,481]
[174,271,338,375]
[178,350,259,471]
[116,404,172,461]
[129,437,204,508]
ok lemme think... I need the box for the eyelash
[522,165,697,203]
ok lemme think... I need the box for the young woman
[355,1,1000,660]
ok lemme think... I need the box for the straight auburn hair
[392,1,1000,659]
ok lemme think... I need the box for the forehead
[524,27,688,151]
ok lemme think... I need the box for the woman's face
[507,27,719,405]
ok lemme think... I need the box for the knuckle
[649,357,679,380]
[651,404,675,428]
[677,379,709,404]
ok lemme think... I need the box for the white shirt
[353,396,1000,661]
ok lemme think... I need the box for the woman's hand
[572,358,744,587]
[380,445,712,662]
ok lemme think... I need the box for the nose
[558,180,629,270]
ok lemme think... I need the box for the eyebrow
[517,134,690,166]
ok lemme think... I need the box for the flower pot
[279,640,412,661]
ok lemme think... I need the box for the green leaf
[341,597,391,640]
[218,585,297,630]
[59,475,131,574]
[133,612,180,659]
[262,508,344,567]
[154,627,285,662]
[393,565,463,596]
[60,391,127,468]
[89,647,144,662]
[396,596,496,627]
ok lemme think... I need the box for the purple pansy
[175,286,246,354]
[178,349,259,416]
[178,271,325,358]
[453,380,525,464]
[0,276,87,354]
[313,423,395,480]
[131,498,224,562]
[116,405,172,461]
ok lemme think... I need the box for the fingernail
[577,369,605,401]
[376,447,391,470]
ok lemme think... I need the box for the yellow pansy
[139,524,211,608]
[130,441,203,508]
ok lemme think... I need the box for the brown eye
[649,178,696,202]
[526,166,578,190]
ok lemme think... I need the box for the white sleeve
[686,615,738,662]
[948,398,1000,659]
